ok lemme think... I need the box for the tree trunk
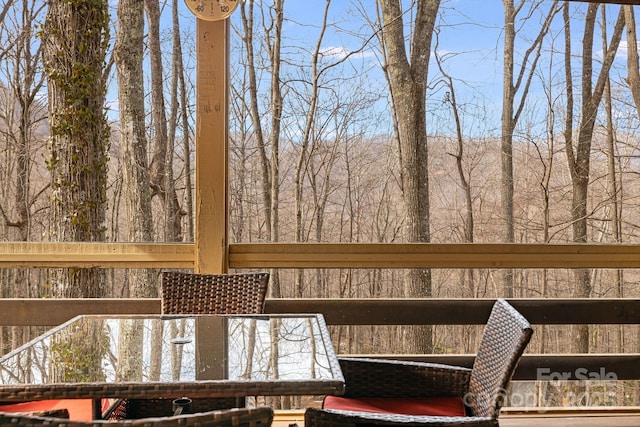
[145,0,182,240]
[501,0,516,297]
[169,0,191,241]
[624,6,640,114]
[563,3,624,354]
[240,0,285,298]
[0,0,46,347]
[114,0,156,298]
[501,0,558,297]
[240,0,272,241]
[622,4,640,406]
[293,0,331,298]
[378,0,440,353]
[43,0,110,297]
[601,6,625,406]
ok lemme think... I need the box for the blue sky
[174,1,630,87]
[170,0,634,137]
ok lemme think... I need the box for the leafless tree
[624,5,640,114]
[0,0,18,62]
[0,0,47,349]
[500,0,558,297]
[145,0,183,241]
[434,33,476,303]
[377,0,440,353]
[43,0,110,297]
[240,0,285,297]
[114,0,156,297]
[169,0,194,242]
[562,2,624,354]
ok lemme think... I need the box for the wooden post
[195,316,226,380]
[195,19,229,274]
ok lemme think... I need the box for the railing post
[195,18,229,274]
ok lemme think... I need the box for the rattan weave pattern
[160,272,269,315]
[466,299,533,418]
[0,406,274,426]
[0,378,342,403]
[304,299,532,426]
[339,358,471,399]
[304,408,497,426]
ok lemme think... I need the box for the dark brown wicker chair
[161,271,270,315]
[119,271,269,419]
[0,406,274,426]
[0,409,70,419]
[305,299,533,427]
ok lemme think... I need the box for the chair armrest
[305,408,498,426]
[338,357,472,398]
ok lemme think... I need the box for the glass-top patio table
[0,313,344,417]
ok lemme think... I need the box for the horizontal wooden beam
[0,299,161,326]
[265,298,640,325]
[359,354,640,381]
[1,298,636,326]
[229,243,640,269]
[0,242,194,268]
[2,242,640,269]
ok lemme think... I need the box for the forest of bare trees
[0,0,639,408]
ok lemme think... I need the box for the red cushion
[323,395,467,417]
[0,399,108,421]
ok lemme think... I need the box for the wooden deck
[501,413,640,426]
[272,409,640,426]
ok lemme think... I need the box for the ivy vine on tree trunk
[41,0,110,297]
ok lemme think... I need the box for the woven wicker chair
[305,299,533,427]
[119,271,269,419]
[0,406,274,426]
[0,409,70,419]
[161,271,270,315]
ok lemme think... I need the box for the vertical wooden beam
[195,317,226,379]
[195,19,229,274]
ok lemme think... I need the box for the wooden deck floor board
[501,414,640,426]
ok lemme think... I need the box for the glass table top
[0,314,342,395]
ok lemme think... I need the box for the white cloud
[596,40,640,61]
[319,46,375,60]
[617,40,631,59]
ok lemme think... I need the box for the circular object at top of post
[184,0,240,21]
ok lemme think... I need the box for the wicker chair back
[161,271,269,315]
[467,298,533,418]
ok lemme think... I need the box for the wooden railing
[4,242,640,268]
[1,297,637,382]
[1,242,639,382]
